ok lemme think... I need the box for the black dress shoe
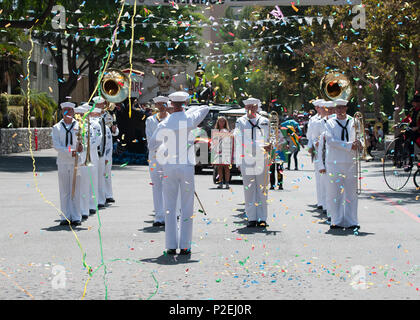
[72,220,82,226]
[270,186,275,190]
[98,204,106,209]
[82,215,89,221]
[246,221,257,228]
[330,225,343,229]
[348,225,360,230]
[89,209,96,215]
[317,206,323,210]
[179,249,191,255]
[106,198,115,203]
[153,221,165,227]
[278,185,283,190]
[257,221,268,228]
[166,249,177,255]
[322,210,327,215]
[59,220,70,226]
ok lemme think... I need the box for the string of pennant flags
[58,14,337,30]
[31,29,302,49]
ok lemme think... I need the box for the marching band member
[73,106,90,221]
[103,112,115,205]
[146,96,170,227]
[234,98,270,228]
[93,96,108,209]
[318,99,363,230]
[52,102,83,226]
[148,91,209,255]
[87,107,103,215]
[308,100,328,212]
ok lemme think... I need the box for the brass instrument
[353,111,372,194]
[83,116,92,166]
[71,127,82,200]
[320,72,352,101]
[264,111,280,192]
[269,111,280,162]
[101,69,129,103]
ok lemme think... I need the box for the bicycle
[382,123,420,191]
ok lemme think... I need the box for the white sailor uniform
[52,119,82,223]
[319,116,361,228]
[146,113,166,224]
[234,114,270,223]
[148,105,209,250]
[89,117,102,211]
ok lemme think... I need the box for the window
[29,61,37,78]
[42,64,49,79]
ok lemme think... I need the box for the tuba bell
[320,72,352,101]
[101,69,129,103]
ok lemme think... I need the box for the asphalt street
[0,148,419,300]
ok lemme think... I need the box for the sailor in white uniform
[86,107,103,215]
[73,106,90,220]
[318,99,363,230]
[307,99,325,211]
[52,102,83,226]
[234,98,270,228]
[148,91,209,255]
[94,96,108,209]
[104,111,118,204]
[146,96,170,227]
[312,101,337,216]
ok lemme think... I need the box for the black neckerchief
[248,117,262,141]
[335,118,350,142]
[61,120,76,147]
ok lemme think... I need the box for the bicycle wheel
[382,137,412,191]
[414,169,419,189]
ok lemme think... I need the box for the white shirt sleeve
[187,106,210,128]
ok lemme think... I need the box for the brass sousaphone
[320,72,352,101]
[101,69,130,104]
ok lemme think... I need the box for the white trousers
[58,163,81,222]
[242,170,268,222]
[314,169,323,207]
[88,162,99,210]
[77,166,90,216]
[326,162,359,227]
[149,163,165,223]
[163,165,195,250]
[97,157,106,205]
[319,170,328,214]
[105,159,113,199]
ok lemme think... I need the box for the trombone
[353,112,372,194]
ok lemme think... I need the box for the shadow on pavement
[232,226,280,236]
[41,224,89,232]
[138,226,165,233]
[361,190,419,204]
[325,229,375,237]
[0,154,57,172]
[140,254,200,265]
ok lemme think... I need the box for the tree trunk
[414,47,420,93]
[393,57,407,124]
[88,55,99,96]
[372,80,382,120]
[356,84,365,115]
